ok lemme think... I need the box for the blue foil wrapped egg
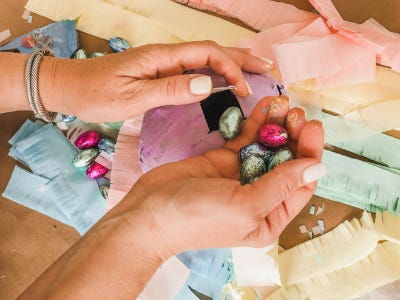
[109,37,131,53]
[61,114,77,123]
[72,49,87,59]
[238,142,274,166]
[98,138,116,155]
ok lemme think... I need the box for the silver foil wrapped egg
[61,114,77,123]
[72,148,99,168]
[219,107,243,140]
[239,142,274,165]
[98,138,116,155]
[88,52,106,58]
[259,123,288,148]
[72,49,87,59]
[240,155,266,185]
[268,148,293,171]
[109,37,131,52]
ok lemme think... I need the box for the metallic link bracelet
[24,50,56,122]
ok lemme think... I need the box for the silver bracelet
[25,50,56,122]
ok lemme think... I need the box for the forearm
[18,208,163,299]
[0,52,66,114]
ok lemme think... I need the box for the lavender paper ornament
[139,70,284,172]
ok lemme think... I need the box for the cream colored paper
[25,0,254,47]
[268,242,400,300]
[267,211,400,299]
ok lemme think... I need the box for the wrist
[39,56,73,115]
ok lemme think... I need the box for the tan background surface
[0,1,399,299]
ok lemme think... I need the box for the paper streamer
[316,150,400,215]
[25,0,254,47]
[0,29,11,44]
[268,211,400,299]
[172,0,316,32]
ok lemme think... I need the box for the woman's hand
[41,41,271,122]
[110,95,325,259]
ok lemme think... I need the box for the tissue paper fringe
[269,242,400,300]
[316,150,400,215]
[269,211,400,299]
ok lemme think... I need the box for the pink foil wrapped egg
[258,124,288,148]
[86,162,109,179]
[21,35,35,48]
[75,131,101,149]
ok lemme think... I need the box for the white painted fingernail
[260,56,274,65]
[245,80,253,95]
[190,76,212,95]
[303,163,326,184]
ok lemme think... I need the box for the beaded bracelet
[24,50,56,122]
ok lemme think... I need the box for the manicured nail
[303,163,327,184]
[190,76,212,95]
[259,56,274,70]
[245,80,253,95]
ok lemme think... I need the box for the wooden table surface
[0,0,398,299]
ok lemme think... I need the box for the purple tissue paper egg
[139,69,285,172]
[258,124,288,148]
[86,162,109,179]
[75,131,101,149]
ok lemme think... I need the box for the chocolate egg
[74,131,101,149]
[259,124,288,148]
[72,49,87,59]
[21,35,35,48]
[99,185,109,200]
[109,37,131,52]
[240,155,266,185]
[35,35,53,51]
[238,143,274,165]
[98,138,116,155]
[268,148,293,171]
[88,52,106,58]
[72,148,99,168]
[61,114,77,123]
[219,107,243,140]
[86,162,109,179]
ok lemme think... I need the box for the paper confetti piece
[316,204,325,216]
[308,231,313,239]
[22,9,31,20]
[0,29,11,44]
[309,205,316,215]
[299,225,308,234]
[28,15,33,24]
[318,220,325,233]
[312,225,321,236]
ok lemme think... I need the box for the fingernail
[245,80,253,95]
[303,163,327,184]
[190,76,212,95]
[269,96,289,115]
[259,56,274,70]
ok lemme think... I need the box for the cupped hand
[42,41,270,122]
[111,95,325,260]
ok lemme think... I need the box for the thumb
[137,74,212,110]
[238,158,327,216]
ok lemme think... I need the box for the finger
[296,120,324,160]
[240,182,316,247]
[224,96,274,152]
[131,42,267,97]
[266,96,290,126]
[285,107,307,155]
[222,47,272,74]
[130,74,214,111]
[226,47,252,54]
[235,158,326,217]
